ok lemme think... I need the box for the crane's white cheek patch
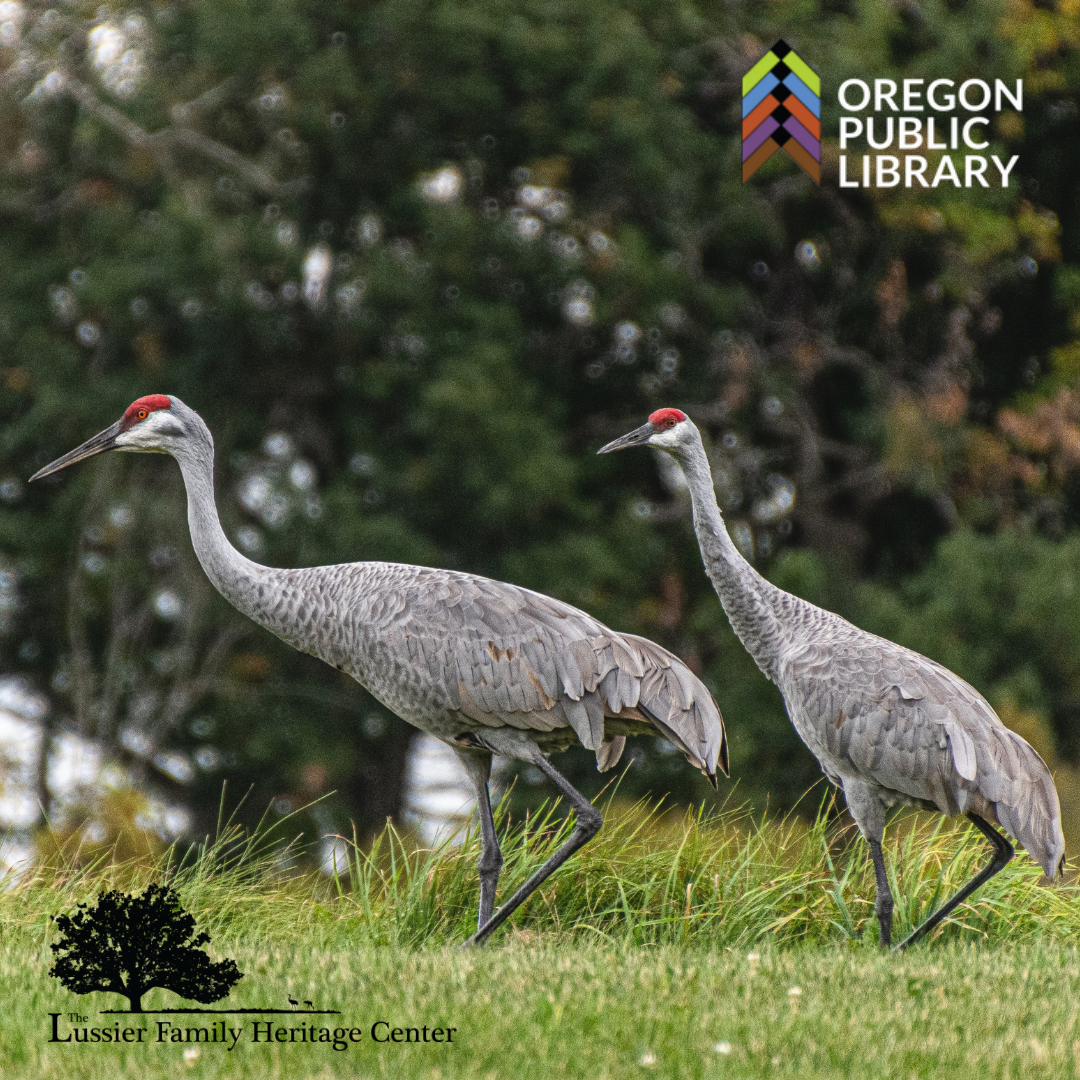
[116,414,183,449]
[648,428,682,449]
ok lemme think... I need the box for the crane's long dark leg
[454,748,503,930]
[868,838,894,949]
[844,780,894,948]
[465,750,602,947]
[896,813,1014,951]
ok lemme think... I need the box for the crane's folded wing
[784,636,1064,876]
[368,570,726,777]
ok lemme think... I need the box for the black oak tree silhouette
[50,884,242,1012]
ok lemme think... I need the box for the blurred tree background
[1,0,1079,854]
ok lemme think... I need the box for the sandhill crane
[31,395,727,945]
[600,407,1065,949]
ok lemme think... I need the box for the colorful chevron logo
[742,41,820,183]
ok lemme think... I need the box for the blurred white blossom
[276,220,299,247]
[358,214,381,245]
[589,231,613,254]
[76,321,101,347]
[88,17,147,98]
[795,240,820,269]
[419,166,462,203]
[562,280,595,327]
[0,0,25,45]
[303,246,332,309]
[153,589,182,620]
[30,70,65,100]
[753,475,796,523]
[49,285,77,325]
[259,85,287,112]
[336,280,364,315]
[289,460,316,490]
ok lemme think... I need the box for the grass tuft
[3,794,1077,950]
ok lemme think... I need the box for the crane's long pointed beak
[597,423,653,454]
[29,420,123,481]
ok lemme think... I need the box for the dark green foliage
[49,884,242,1012]
[0,0,1078,838]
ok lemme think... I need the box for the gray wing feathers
[944,717,977,782]
[969,718,1065,878]
[796,639,1065,878]
[596,736,627,771]
[918,664,1064,878]
[357,567,726,779]
[619,633,727,780]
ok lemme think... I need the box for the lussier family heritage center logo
[742,41,1022,190]
[45,885,458,1055]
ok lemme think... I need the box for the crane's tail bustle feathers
[964,726,1066,880]
[613,632,728,780]
[992,798,1065,880]
[469,622,727,781]
[596,736,626,772]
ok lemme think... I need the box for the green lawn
[2,801,1078,1078]
[4,940,1080,1079]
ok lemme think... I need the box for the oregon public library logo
[46,884,457,1053]
[742,40,821,183]
[742,41,1023,190]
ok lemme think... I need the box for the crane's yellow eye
[666,418,676,428]
[137,409,147,420]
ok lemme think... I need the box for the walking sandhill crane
[600,407,1065,949]
[31,395,727,945]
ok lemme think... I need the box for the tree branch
[34,71,300,198]
[169,78,237,126]
[164,124,299,197]
[62,74,152,148]
[154,620,246,740]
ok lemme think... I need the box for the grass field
[2,799,1078,1079]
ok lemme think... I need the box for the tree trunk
[341,718,412,839]
[33,709,53,826]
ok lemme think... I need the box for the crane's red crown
[120,394,172,431]
[649,408,687,429]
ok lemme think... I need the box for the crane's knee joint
[575,805,603,838]
[478,849,503,875]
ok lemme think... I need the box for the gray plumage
[775,623,1062,876]
[601,411,1064,948]
[31,395,727,945]
[219,559,725,776]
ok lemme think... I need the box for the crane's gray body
[218,557,722,773]
[155,398,723,779]
[773,599,1062,876]
[649,419,1064,879]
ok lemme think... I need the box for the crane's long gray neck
[171,426,352,670]
[172,430,281,622]
[677,428,791,682]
